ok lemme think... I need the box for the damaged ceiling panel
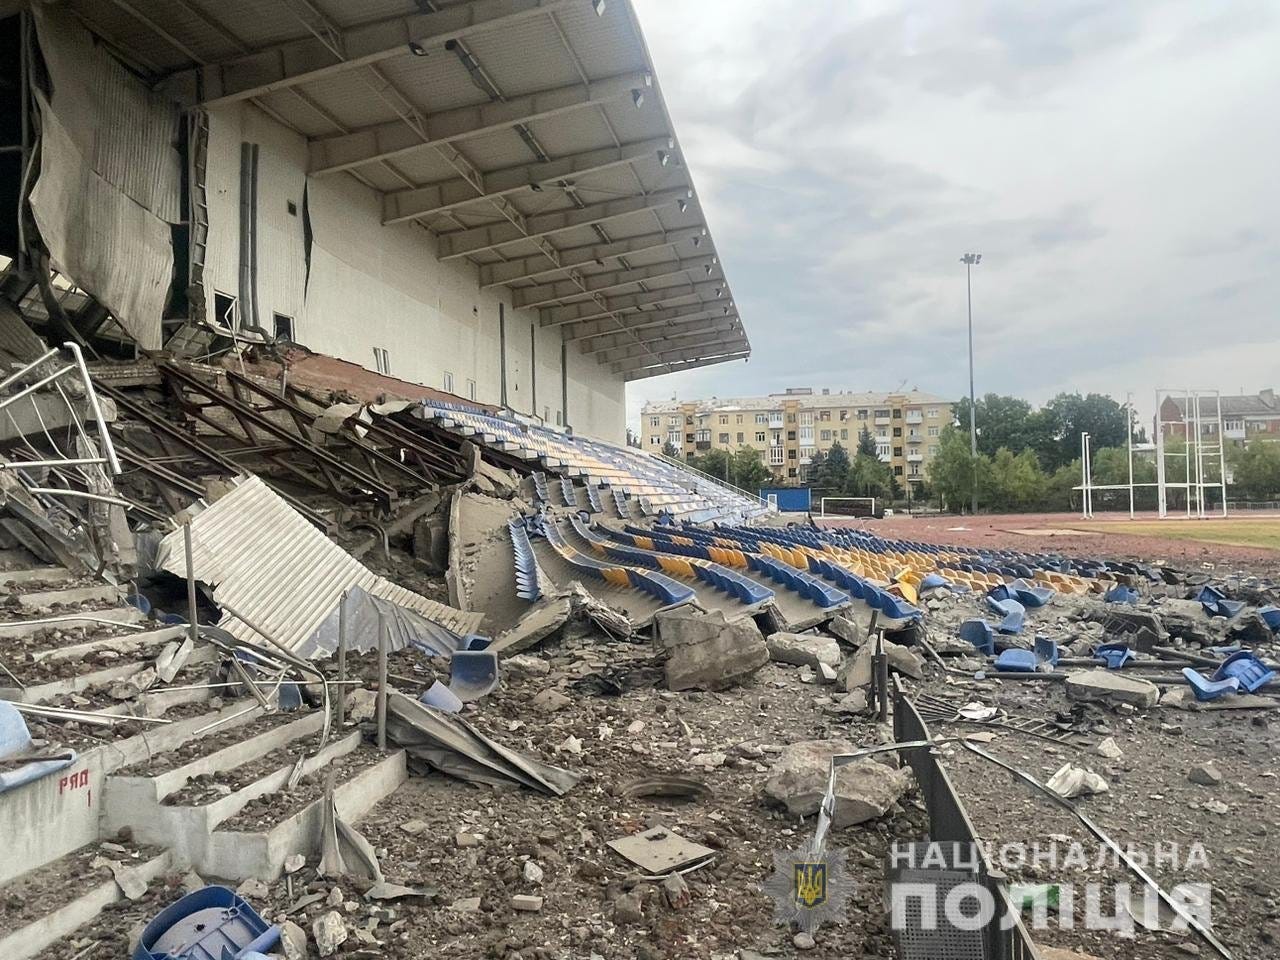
[155,475,483,655]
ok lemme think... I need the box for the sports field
[1101,518,1280,551]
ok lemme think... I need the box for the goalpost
[819,497,876,518]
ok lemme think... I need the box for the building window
[668,430,681,447]
[556,409,562,426]
[756,432,766,442]
[669,416,680,427]
[840,428,848,440]
[755,413,768,424]
[839,410,848,421]
[467,379,477,401]
[928,408,939,418]
[894,446,903,457]
[799,412,814,426]
[909,465,920,477]
[271,313,294,341]
[787,431,796,441]
[788,449,797,460]
[818,411,830,422]
[650,416,660,428]
[442,371,454,393]
[769,447,783,465]
[650,436,659,445]
[718,432,730,444]
[875,408,890,419]
[787,468,798,478]
[686,416,694,426]
[892,409,902,419]
[820,430,831,441]
[893,427,902,438]
[373,347,391,375]
[877,444,890,458]
[736,414,743,424]
[928,445,939,456]
[894,465,904,476]
[858,409,868,420]
[685,433,695,443]
[737,432,744,443]
[928,426,940,437]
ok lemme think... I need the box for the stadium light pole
[961,253,982,514]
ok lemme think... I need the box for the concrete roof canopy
[70,0,748,381]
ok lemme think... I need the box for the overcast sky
[625,0,1280,431]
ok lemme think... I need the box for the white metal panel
[29,97,169,349]
[554,0,647,78]
[461,15,583,95]
[155,475,483,655]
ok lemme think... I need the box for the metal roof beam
[598,325,746,363]
[479,226,705,287]
[624,351,751,382]
[193,0,579,107]
[540,278,724,327]
[513,255,718,309]
[309,71,649,176]
[581,316,742,355]
[564,300,731,341]
[437,187,692,260]
[615,341,750,374]
[382,137,670,224]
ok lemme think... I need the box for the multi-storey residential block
[640,387,955,485]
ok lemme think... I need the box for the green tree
[730,446,771,492]
[983,448,1048,509]
[856,425,877,458]
[928,425,989,512]
[1230,441,1280,499]
[846,451,893,500]
[661,439,680,458]
[818,441,851,490]
[691,448,731,481]
[1041,392,1130,470]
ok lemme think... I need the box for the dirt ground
[820,512,1280,577]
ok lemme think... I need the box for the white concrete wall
[202,103,625,443]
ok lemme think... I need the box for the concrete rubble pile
[0,339,1276,960]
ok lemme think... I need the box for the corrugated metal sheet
[29,95,171,349]
[34,6,182,222]
[155,475,483,656]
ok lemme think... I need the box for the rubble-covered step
[14,582,125,610]
[201,744,407,881]
[26,685,225,755]
[0,841,169,960]
[0,625,188,692]
[1,621,184,660]
[0,605,143,638]
[115,707,323,779]
[0,641,216,704]
[106,725,362,868]
[0,565,73,585]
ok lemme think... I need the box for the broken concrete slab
[836,640,924,691]
[491,595,573,656]
[827,614,864,647]
[765,632,842,669]
[656,607,768,692]
[763,739,912,827]
[1064,669,1160,709]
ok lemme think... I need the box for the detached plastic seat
[994,649,1037,672]
[1260,606,1280,632]
[986,595,1026,634]
[1105,585,1140,605]
[1093,642,1133,669]
[1213,651,1277,693]
[959,619,995,656]
[1183,667,1241,701]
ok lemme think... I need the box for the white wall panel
[201,102,627,442]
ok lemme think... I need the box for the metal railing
[653,450,775,512]
[894,680,1042,960]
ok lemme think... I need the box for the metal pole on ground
[1126,393,1135,519]
[183,521,199,649]
[961,252,982,515]
[375,605,388,751]
[336,590,347,729]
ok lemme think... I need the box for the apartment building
[640,387,955,485]
[1159,390,1280,445]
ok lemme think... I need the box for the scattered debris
[655,607,769,692]
[1047,763,1110,798]
[764,739,912,827]
[607,826,716,874]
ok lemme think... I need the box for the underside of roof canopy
[54,0,749,381]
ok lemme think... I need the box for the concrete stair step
[30,624,187,664]
[201,742,407,881]
[0,843,171,960]
[0,605,144,639]
[17,583,126,610]
[1,642,216,704]
[107,723,362,873]
[0,565,74,586]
